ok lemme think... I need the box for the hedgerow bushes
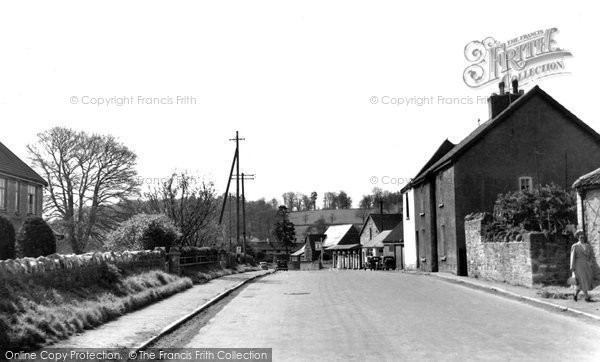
[484,184,576,242]
[0,215,16,260]
[16,216,56,258]
[105,214,180,252]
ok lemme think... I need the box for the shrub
[105,214,180,252]
[16,216,56,258]
[0,215,16,260]
[493,184,576,233]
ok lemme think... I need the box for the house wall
[580,189,600,261]
[413,180,437,272]
[453,93,600,276]
[402,188,417,270]
[466,214,573,287]
[0,176,44,232]
[435,166,458,274]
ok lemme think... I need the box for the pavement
[427,271,600,321]
[181,270,600,361]
[48,270,271,349]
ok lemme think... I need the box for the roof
[401,139,455,193]
[573,168,600,190]
[322,224,357,248]
[362,230,391,248]
[359,214,402,236]
[384,223,403,243]
[410,86,600,188]
[291,245,305,256]
[326,243,361,251]
[0,140,47,186]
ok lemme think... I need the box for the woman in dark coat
[570,231,595,302]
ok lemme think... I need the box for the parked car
[259,261,268,270]
[383,256,396,270]
[365,256,381,270]
[276,260,288,271]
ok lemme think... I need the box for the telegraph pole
[229,131,245,253]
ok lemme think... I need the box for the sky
[0,1,597,208]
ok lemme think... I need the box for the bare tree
[145,172,220,247]
[28,127,139,253]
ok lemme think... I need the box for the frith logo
[463,28,572,89]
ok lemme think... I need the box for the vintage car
[276,260,288,271]
[259,261,269,270]
[383,256,396,270]
[364,256,381,270]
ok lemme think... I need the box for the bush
[105,214,180,252]
[16,216,56,258]
[493,184,576,233]
[0,215,16,260]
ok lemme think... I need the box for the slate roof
[291,245,305,256]
[0,140,47,186]
[401,139,455,193]
[359,214,402,236]
[409,86,600,187]
[384,223,403,243]
[573,168,600,190]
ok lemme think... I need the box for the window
[519,177,533,191]
[369,228,372,240]
[405,193,410,220]
[14,181,20,213]
[0,178,6,210]
[27,185,36,214]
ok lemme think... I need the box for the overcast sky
[0,1,597,207]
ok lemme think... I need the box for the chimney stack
[488,78,523,119]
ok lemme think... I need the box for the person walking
[570,230,596,302]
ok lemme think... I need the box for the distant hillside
[289,208,376,241]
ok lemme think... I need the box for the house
[321,224,361,269]
[289,233,326,262]
[0,140,46,230]
[358,213,402,264]
[288,208,375,243]
[249,240,303,261]
[573,168,600,262]
[401,139,455,270]
[403,80,600,276]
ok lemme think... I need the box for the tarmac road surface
[179,270,600,361]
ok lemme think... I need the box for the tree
[16,216,57,257]
[282,192,296,211]
[145,172,220,247]
[28,127,139,253]
[301,194,312,212]
[0,215,16,260]
[293,193,304,211]
[310,192,318,210]
[105,213,179,252]
[274,206,296,256]
[307,216,328,234]
[323,192,338,210]
[337,191,352,209]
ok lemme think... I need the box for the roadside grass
[0,269,192,350]
[536,285,600,299]
[182,264,260,285]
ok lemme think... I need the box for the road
[167,270,600,361]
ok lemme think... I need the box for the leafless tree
[145,172,220,247]
[28,127,139,253]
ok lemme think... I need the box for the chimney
[488,79,523,119]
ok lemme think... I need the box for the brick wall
[465,214,572,287]
[0,249,166,288]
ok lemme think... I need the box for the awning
[326,243,361,251]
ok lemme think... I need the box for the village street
[170,271,600,361]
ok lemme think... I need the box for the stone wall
[466,214,572,287]
[300,260,321,271]
[0,249,166,288]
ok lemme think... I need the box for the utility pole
[229,132,245,253]
[238,173,255,255]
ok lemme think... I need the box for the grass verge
[182,264,260,284]
[0,267,192,350]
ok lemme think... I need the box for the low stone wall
[466,214,572,287]
[288,261,300,270]
[0,249,166,288]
